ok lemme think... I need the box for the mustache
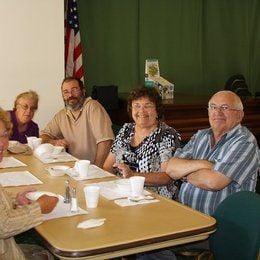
[66,97,79,102]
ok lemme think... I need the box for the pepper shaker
[64,179,71,203]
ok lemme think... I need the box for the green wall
[77,0,260,96]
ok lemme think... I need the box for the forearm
[94,140,113,167]
[134,172,173,186]
[40,134,55,145]
[40,134,68,147]
[187,169,231,191]
[166,157,214,179]
[102,152,117,174]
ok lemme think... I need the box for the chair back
[210,191,260,260]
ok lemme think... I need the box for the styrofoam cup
[130,176,145,197]
[75,160,90,178]
[26,136,38,150]
[84,186,100,208]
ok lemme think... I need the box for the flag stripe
[65,0,84,81]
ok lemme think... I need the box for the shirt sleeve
[111,123,128,154]
[0,189,42,239]
[174,132,199,159]
[159,128,181,163]
[87,100,115,144]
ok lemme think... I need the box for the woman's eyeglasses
[18,103,37,112]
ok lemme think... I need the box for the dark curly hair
[127,86,163,120]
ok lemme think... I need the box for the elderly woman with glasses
[103,86,181,199]
[9,90,39,143]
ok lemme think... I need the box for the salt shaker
[64,179,71,203]
[70,187,78,212]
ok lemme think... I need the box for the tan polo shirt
[41,97,115,161]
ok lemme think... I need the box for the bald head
[208,90,244,139]
[209,91,244,111]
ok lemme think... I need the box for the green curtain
[77,0,260,96]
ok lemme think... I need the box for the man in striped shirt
[166,90,259,215]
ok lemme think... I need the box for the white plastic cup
[26,136,38,150]
[32,138,42,149]
[130,176,145,197]
[75,160,90,178]
[84,186,100,208]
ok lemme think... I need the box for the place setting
[114,176,159,207]
[25,190,88,221]
[65,160,114,180]
[87,176,159,206]
[33,143,78,164]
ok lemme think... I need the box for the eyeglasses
[131,104,155,110]
[62,87,81,98]
[208,104,241,112]
[18,104,37,112]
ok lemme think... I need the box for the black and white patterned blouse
[111,121,181,199]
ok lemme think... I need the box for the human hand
[53,139,68,147]
[113,163,134,178]
[37,195,59,214]
[16,188,37,206]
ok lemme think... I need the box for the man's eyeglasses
[62,87,81,98]
[208,104,241,112]
[18,104,37,112]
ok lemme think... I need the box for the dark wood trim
[109,94,260,144]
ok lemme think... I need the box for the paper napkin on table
[43,195,88,221]
[114,198,159,207]
[77,218,106,229]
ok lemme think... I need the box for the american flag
[65,0,84,81]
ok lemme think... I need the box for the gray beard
[65,96,86,111]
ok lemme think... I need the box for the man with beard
[40,77,114,167]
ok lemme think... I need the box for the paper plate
[26,191,58,201]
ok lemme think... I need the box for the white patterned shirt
[111,122,181,198]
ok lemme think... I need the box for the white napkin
[67,165,114,181]
[77,218,106,229]
[0,157,27,168]
[42,195,88,221]
[0,171,42,187]
[114,198,159,207]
